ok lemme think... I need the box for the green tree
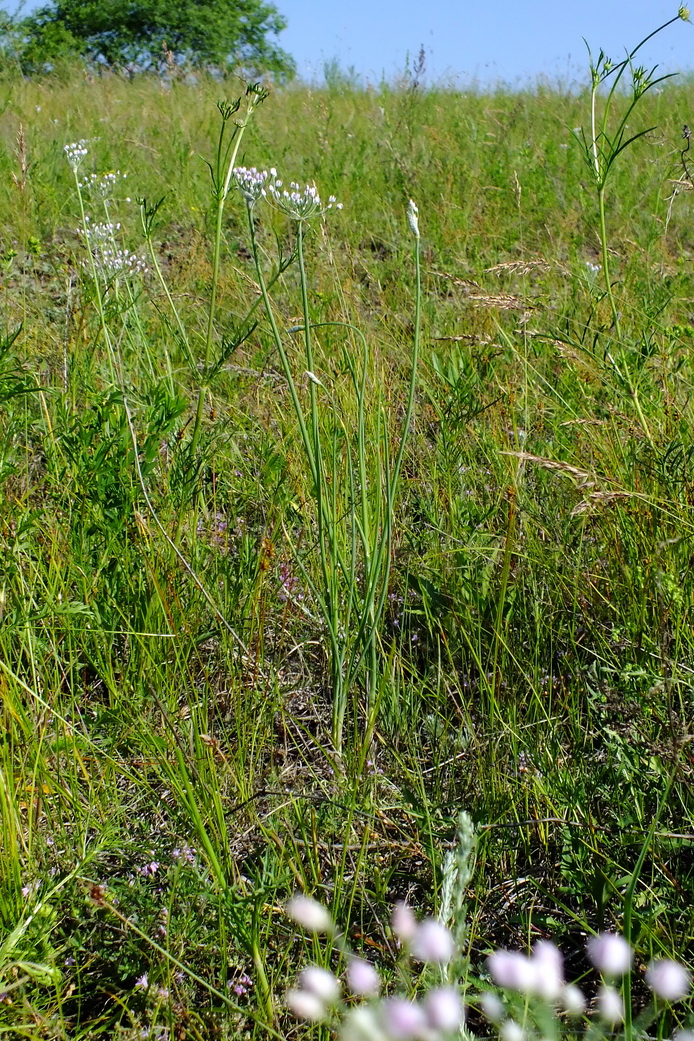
[2,0,295,77]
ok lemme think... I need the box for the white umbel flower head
[500,1019,525,1041]
[380,997,427,1041]
[587,933,632,976]
[488,950,538,993]
[285,895,333,933]
[532,940,564,999]
[391,901,418,943]
[407,199,420,239]
[299,965,341,1004]
[233,166,270,205]
[424,986,464,1032]
[562,983,586,1016]
[347,958,381,997]
[479,991,504,1024]
[411,919,454,963]
[267,174,342,220]
[342,1006,388,1041]
[64,140,88,170]
[597,985,624,1024]
[646,959,691,1002]
[285,987,326,1021]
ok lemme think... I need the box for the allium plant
[233,158,420,752]
[283,816,694,1041]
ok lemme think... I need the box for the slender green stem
[180,93,261,541]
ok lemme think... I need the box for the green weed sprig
[575,8,689,444]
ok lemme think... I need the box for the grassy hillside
[1,53,694,1040]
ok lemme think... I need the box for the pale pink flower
[342,1006,387,1041]
[299,965,340,1003]
[425,986,464,1032]
[380,997,427,1041]
[392,902,417,943]
[500,1019,525,1041]
[488,950,538,993]
[531,940,563,999]
[562,983,586,1015]
[347,958,381,997]
[587,933,632,976]
[597,984,624,1024]
[285,895,333,933]
[285,987,326,1021]
[479,991,504,1023]
[646,959,691,1001]
[411,920,454,963]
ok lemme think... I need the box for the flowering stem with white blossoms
[241,176,421,752]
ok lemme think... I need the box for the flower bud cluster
[64,140,89,171]
[286,895,694,1041]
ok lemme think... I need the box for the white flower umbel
[392,901,418,943]
[267,174,342,221]
[531,940,564,1000]
[562,983,586,1016]
[597,984,624,1024]
[233,165,271,206]
[424,987,464,1033]
[342,1006,388,1041]
[500,1019,525,1041]
[299,965,341,1004]
[587,932,633,976]
[285,894,333,933]
[488,950,538,994]
[78,170,128,200]
[479,991,504,1024]
[347,958,381,998]
[285,987,326,1021]
[411,919,454,963]
[64,140,89,170]
[646,959,692,1002]
[380,996,428,1041]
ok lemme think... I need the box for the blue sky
[272,0,694,87]
[6,0,694,87]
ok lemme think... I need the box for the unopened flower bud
[407,199,420,239]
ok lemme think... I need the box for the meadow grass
[1,33,694,1039]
